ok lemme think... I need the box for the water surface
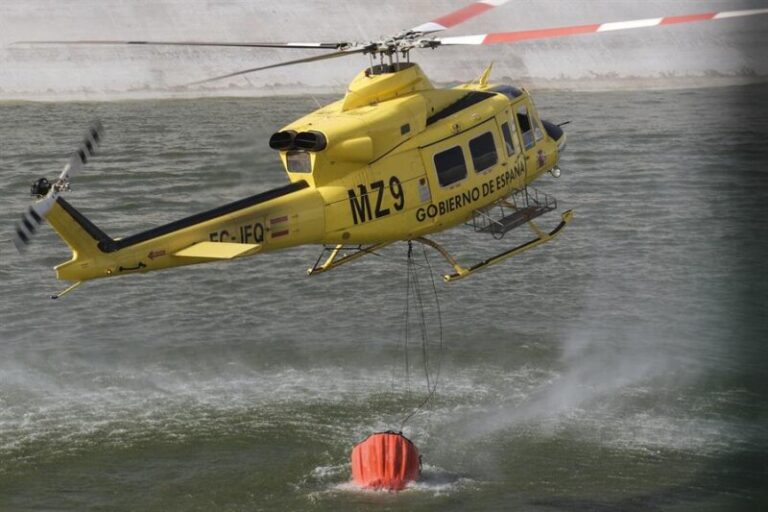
[1,86,767,511]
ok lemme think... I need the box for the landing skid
[307,188,572,281]
[415,209,573,282]
[308,210,572,281]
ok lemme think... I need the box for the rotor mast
[354,31,443,75]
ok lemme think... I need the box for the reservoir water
[1,84,767,510]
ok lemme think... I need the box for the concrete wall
[1,0,766,100]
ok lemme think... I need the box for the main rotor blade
[410,0,510,35]
[436,8,768,45]
[14,40,350,50]
[184,46,368,86]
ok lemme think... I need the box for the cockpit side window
[501,121,516,157]
[517,105,535,150]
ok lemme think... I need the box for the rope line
[399,241,444,429]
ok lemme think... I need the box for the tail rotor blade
[11,121,105,252]
[63,120,104,182]
[13,203,48,252]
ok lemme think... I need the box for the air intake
[294,131,327,151]
[268,130,297,150]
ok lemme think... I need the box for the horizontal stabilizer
[173,241,261,260]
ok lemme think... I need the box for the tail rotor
[12,120,105,252]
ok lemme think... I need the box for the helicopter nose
[542,119,566,153]
[541,119,564,142]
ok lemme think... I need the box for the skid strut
[415,210,573,282]
[307,242,394,276]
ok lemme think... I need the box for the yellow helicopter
[12,1,768,298]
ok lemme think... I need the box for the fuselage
[49,62,565,283]
[261,61,565,247]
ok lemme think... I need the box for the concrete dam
[1,0,767,100]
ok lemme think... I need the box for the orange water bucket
[350,431,420,490]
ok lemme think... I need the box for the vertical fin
[44,198,111,259]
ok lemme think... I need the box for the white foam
[315,464,476,497]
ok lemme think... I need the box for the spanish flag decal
[270,215,289,238]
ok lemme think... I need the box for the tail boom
[44,180,325,282]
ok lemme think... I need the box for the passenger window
[501,122,515,156]
[517,106,535,150]
[433,146,467,187]
[469,132,497,172]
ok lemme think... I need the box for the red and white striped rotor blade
[436,8,768,45]
[411,0,511,34]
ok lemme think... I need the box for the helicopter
[11,1,768,299]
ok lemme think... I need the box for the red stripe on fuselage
[484,24,601,44]
[434,3,493,28]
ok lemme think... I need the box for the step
[478,204,556,235]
